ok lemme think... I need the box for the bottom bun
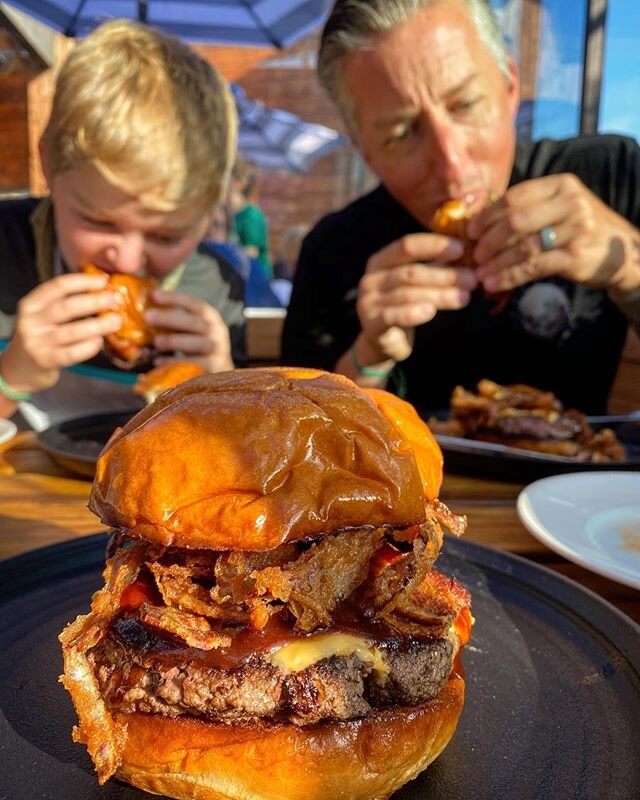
[115,674,464,800]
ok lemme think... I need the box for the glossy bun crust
[82,263,156,367]
[115,674,464,800]
[90,368,442,550]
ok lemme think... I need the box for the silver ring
[539,225,558,252]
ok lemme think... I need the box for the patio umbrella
[232,83,346,173]
[2,0,331,47]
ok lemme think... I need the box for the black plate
[1,535,639,800]
[434,420,640,482]
[37,411,141,478]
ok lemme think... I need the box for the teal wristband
[350,342,394,379]
[0,370,32,401]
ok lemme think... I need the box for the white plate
[0,419,17,446]
[517,471,640,590]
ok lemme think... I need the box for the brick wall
[0,27,39,193]
[0,71,29,191]
[221,33,366,263]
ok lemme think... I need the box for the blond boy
[0,20,244,428]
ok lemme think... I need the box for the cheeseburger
[59,368,471,800]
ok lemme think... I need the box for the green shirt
[234,203,272,278]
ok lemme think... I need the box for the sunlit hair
[318,0,511,133]
[41,19,238,212]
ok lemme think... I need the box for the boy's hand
[2,273,122,395]
[147,289,234,373]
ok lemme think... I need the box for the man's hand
[356,233,478,362]
[1,272,121,395]
[470,173,640,296]
[147,289,234,373]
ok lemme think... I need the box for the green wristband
[0,370,32,401]
[350,342,393,379]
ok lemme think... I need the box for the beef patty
[490,413,582,441]
[89,617,456,725]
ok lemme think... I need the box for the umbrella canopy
[2,0,330,47]
[232,84,346,173]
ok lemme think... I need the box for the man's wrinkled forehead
[343,5,490,121]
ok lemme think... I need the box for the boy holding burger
[0,20,245,429]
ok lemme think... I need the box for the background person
[203,202,282,308]
[228,157,273,279]
[282,0,640,416]
[0,20,245,429]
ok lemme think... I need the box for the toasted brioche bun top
[89,368,442,550]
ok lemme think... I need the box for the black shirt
[282,135,640,415]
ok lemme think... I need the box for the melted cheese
[267,632,389,679]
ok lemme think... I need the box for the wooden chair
[244,307,287,365]
[609,327,640,412]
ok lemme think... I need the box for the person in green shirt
[229,157,273,279]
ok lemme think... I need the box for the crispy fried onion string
[137,602,231,650]
[150,562,247,621]
[355,500,467,633]
[250,528,385,632]
[59,541,149,783]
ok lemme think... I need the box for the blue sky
[492,0,640,143]
[600,2,640,140]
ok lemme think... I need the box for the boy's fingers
[154,332,214,354]
[147,307,208,334]
[49,291,117,324]
[20,273,109,315]
[53,313,122,346]
[151,289,205,311]
[381,287,472,310]
[54,337,105,367]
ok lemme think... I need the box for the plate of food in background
[428,380,640,482]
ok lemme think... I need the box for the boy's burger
[82,263,157,368]
[59,368,471,800]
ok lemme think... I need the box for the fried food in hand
[430,200,474,265]
[430,201,511,313]
[82,264,157,368]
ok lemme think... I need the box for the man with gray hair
[282,0,640,415]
